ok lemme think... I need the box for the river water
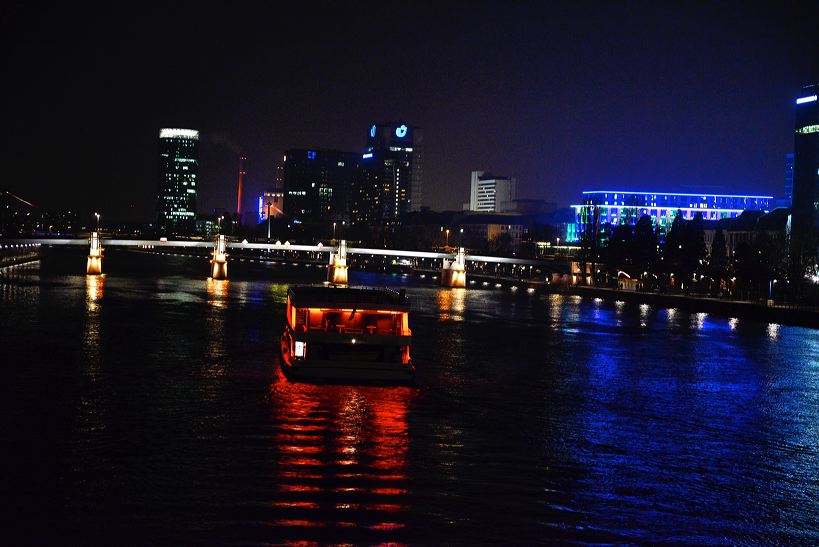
[2,251,818,544]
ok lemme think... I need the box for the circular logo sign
[395,124,408,138]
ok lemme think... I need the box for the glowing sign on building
[370,124,376,138]
[796,95,818,104]
[395,124,408,138]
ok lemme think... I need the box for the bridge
[1,234,568,287]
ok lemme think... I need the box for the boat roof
[288,285,410,311]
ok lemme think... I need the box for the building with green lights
[156,128,199,235]
[790,82,819,272]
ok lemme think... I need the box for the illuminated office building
[569,190,773,242]
[282,149,358,223]
[791,83,819,258]
[352,121,423,224]
[469,171,516,212]
[156,128,199,234]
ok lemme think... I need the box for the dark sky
[2,1,817,221]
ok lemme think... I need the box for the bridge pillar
[86,231,103,275]
[441,247,466,287]
[211,235,228,279]
[327,239,348,285]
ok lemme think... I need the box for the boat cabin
[286,286,411,337]
[281,286,414,381]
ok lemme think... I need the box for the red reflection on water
[280,444,323,454]
[275,519,325,528]
[278,471,323,480]
[365,503,404,512]
[279,484,322,493]
[268,368,415,538]
[272,501,320,509]
[371,488,407,495]
[369,522,405,531]
[280,457,323,467]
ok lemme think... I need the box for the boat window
[295,309,307,332]
[376,314,397,335]
[307,310,324,331]
[324,312,341,331]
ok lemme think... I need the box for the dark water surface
[2,251,819,544]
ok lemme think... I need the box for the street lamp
[333,221,337,242]
[94,212,100,230]
[769,279,777,299]
[445,228,450,247]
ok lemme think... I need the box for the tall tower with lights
[156,128,199,235]
[352,121,423,224]
[790,83,819,273]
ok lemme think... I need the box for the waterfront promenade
[572,285,819,329]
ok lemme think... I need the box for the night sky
[3,1,817,222]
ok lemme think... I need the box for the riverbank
[571,285,819,329]
[0,251,41,269]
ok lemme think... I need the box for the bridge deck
[2,238,550,266]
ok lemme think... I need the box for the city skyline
[2,2,817,222]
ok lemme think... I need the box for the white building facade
[469,171,516,212]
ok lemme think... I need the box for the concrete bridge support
[327,239,349,285]
[210,235,228,279]
[86,231,103,275]
[441,247,466,287]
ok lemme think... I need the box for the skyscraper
[469,171,516,212]
[156,128,199,234]
[790,83,819,269]
[352,122,423,224]
[282,149,358,224]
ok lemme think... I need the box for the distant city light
[159,128,199,139]
[796,95,817,104]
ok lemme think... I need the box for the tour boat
[280,285,414,382]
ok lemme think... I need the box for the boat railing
[302,324,401,336]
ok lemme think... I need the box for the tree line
[578,206,819,304]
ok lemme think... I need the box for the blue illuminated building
[568,190,773,242]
